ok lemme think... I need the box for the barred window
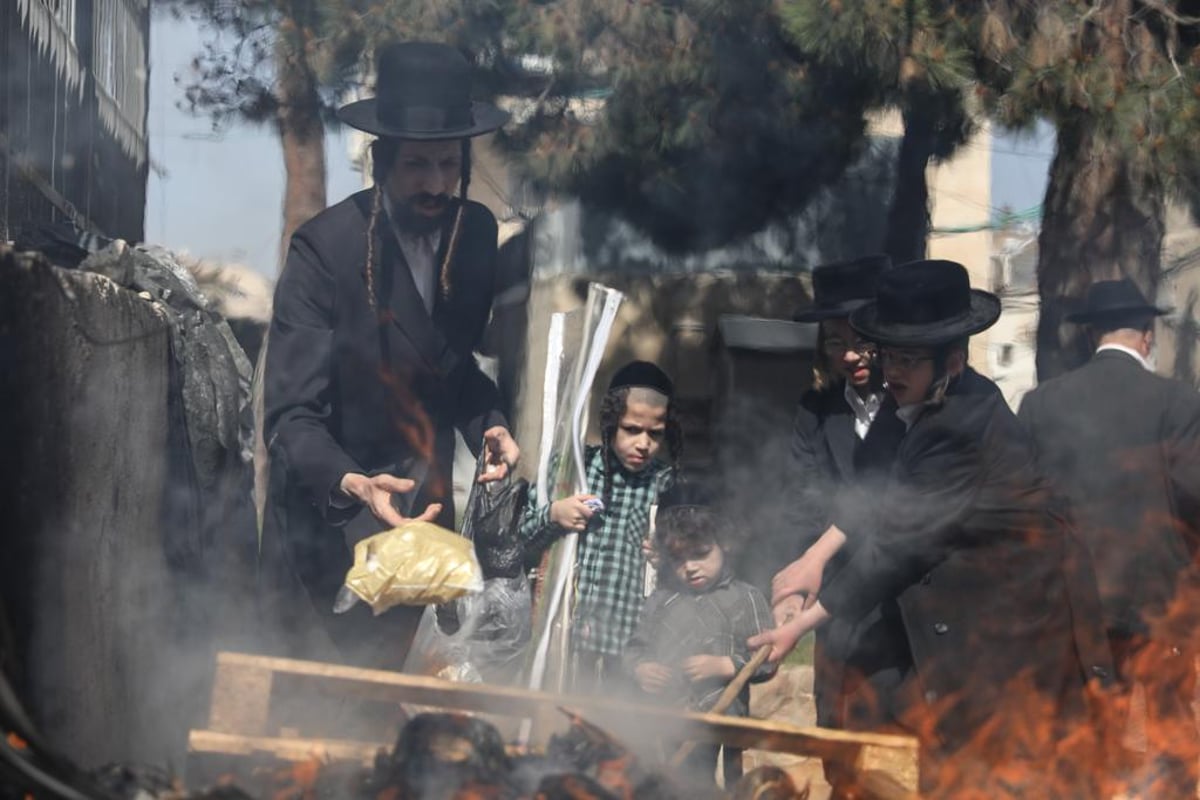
[92,0,148,164]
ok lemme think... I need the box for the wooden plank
[208,651,918,792]
[208,655,273,736]
[188,729,385,766]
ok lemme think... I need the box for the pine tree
[778,0,975,264]
[493,0,878,252]
[973,1,1200,378]
[172,0,882,257]
[169,0,512,268]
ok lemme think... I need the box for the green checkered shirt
[520,445,672,656]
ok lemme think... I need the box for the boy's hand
[641,536,659,567]
[635,662,673,694]
[550,494,599,532]
[682,655,736,683]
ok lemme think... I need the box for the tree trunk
[1035,118,1165,380]
[1033,0,1167,381]
[884,101,934,265]
[275,32,327,272]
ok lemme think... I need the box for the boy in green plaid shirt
[520,361,681,690]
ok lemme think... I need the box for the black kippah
[607,360,674,396]
[657,480,712,513]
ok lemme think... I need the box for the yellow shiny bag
[339,521,483,615]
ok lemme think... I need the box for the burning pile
[194,712,809,800]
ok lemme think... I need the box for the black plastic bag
[436,450,528,635]
[463,452,529,580]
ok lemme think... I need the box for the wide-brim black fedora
[850,259,1001,347]
[1065,278,1170,324]
[337,41,510,140]
[794,254,892,322]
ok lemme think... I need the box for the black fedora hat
[794,254,892,322]
[850,259,1001,347]
[1065,278,1169,324]
[337,41,510,139]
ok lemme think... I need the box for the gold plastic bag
[342,521,483,614]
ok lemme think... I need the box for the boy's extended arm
[517,479,563,557]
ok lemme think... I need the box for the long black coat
[784,384,906,731]
[260,191,506,668]
[819,384,1112,764]
[1017,349,1200,641]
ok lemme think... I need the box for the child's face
[669,541,725,593]
[880,346,937,406]
[612,399,667,472]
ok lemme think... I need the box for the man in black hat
[261,41,519,669]
[1018,278,1200,796]
[770,255,905,742]
[753,260,1112,796]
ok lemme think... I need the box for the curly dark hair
[653,505,735,589]
[598,386,683,506]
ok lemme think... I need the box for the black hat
[849,259,1001,347]
[794,254,892,322]
[1065,278,1169,324]
[656,481,713,514]
[337,42,510,139]
[608,361,674,396]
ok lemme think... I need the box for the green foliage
[168,0,885,252]
[779,0,975,163]
[975,1,1200,194]
[494,0,878,251]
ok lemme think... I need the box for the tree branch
[1138,0,1200,26]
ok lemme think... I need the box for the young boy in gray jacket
[624,481,776,783]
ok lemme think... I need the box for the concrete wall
[0,250,183,768]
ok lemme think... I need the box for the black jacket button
[1091,665,1109,679]
[933,622,949,635]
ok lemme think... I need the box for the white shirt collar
[1096,343,1152,372]
[843,382,883,440]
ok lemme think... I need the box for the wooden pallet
[188,651,919,797]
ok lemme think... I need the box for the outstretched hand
[771,551,826,607]
[339,473,442,529]
[479,426,520,483]
[749,601,831,663]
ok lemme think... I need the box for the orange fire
[377,365,443,499]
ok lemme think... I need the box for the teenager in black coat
[260,43,520,670]
[771,255,908,759]
[753,261,1113,797]
[1018,278,1200,797]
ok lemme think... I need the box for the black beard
[390,194,454,235]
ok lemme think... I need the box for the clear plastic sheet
[405,574,532,684]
